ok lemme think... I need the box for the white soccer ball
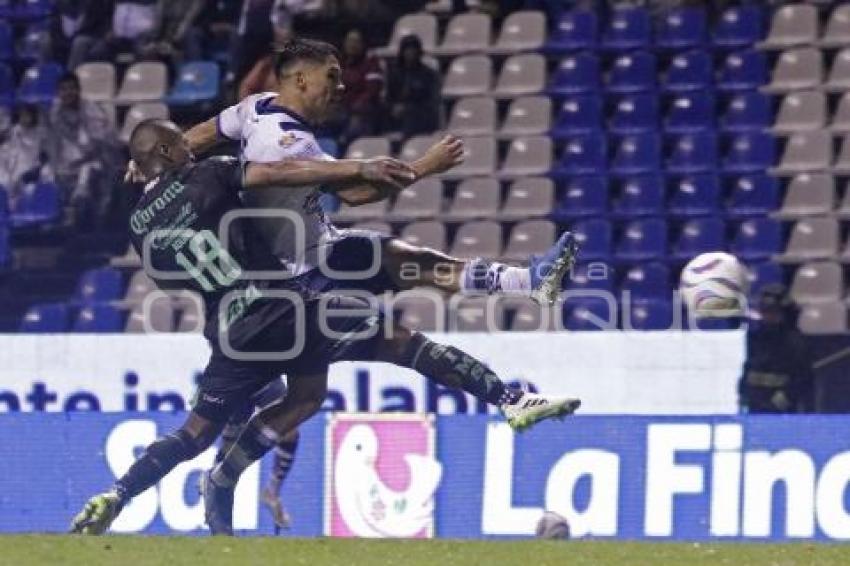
[679,252,749,318]
[535,511,570,539]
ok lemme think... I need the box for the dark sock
[215,422,244,465]
[211,419,279,488]
[114,429,200,504]
[268,436,299,493]
[399,333,521,406]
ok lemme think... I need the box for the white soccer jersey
[217,92,338,274]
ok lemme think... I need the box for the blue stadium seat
[552,176,608,220]
[14,0,53,20]
[563,296,617,331]
[548,52,600,95]
[609,93,658,134]
[606,51,657,93]
[0,21,11,62]
[0,184,8,220]
[17,62,64,105]
[720,91,772,133]
[626,298,674,330]
[671,217,726,260]
[557,132,607,175]
[565,261,616,293]
[20,303,70,333]
[610,175,664,217]
[73,304,124,333]
[663,50,713,93]
[713,5,765,48]
[717,50,768,91]
[666,131,717,174]
[731,217,783,261]
[615,218,668,262]
[726,174,780,218]
[545,9,598,52]
[602,6,651,51]
[572,218,612,260]
[620,262,671,299]
[166,62,220,105]
[551,95,603,138]
[0,223,8,268]
[664,91,715,133]
[655,6,707,49]
[747,261,784,297]
[667,174,720,217]
[317,137,339,158]
[75,267,124,304]
[0,0,11,19]
[722,132,776,173]
[610,132,660,175]
[17,24,49,63]
[10,181,60,227]
[0,63,13,106]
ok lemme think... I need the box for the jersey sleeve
[245,126,336,164]
[215,93,265,142]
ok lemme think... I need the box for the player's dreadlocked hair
[273,38,340,78]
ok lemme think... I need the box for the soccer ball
[535,511,570,539]
[679,252,749,318]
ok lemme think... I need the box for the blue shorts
[310,230,400,296]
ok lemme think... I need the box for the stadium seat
[442,136,496,178]
[125,299,175,334]
[448,96,497,136]
[771,131,831,175]
[563,261,614,293]
[399,134,440,162]
[493,53,546,98]
[499,96,551,138]
[713,5,765,48]
[0,21,11,62]
[835,179,850,219]
[0,63,13,106]
[763,48,823,93]
[75,267,124,304]
[820,4,850,48]
[779,217,840,263]
[73,304,124,333]
[654,6,707,49]
[400,221,447,252]
[557,132,607,175]
[122,269,157,306]
[487,10,546,54]
[601,6,651,51]
[610,175,664,218]
[390,178,442,220]
[610,132,660,175]
[450,296,505,332]
[19,303,70,333]
[798,302,848,335]
[17,61,63,104]
[833,135,850,174]
[498,136,552,178]
[759,3,818,50]
[609,93,659,134]
[563,296,617,331]
[625,298,675,331]
[499,178,554,219]
[747,261,784,297]
[446,177,500,220]
[502,220,556,262]
[16,25,49,63]
[722,132,776,173]
[606,51,657,93]
[374,13,438,57]
[345,136,390,159]
[547,52,600,95]
[727,175,780,218]
[663,50,712,93]
[720,91,772,133]
[615,218,668,262]
[10,181,60,227]
[508,298,562,331]
[671,217,726,260]
[664,91,715,133]
[115,62,168,104]
[775,173,835,219]
[0,1,10,20]
[545,9,598,53]
[432,12,491,56]
[551,95,603,138]
[76,62,116,102]
[667,174,720,217]
[620,262,671,299]
[790,261,843,304]
[717,50,768,91]
[449,220,502,259]
[120,102,169,143]
[571,219,612,260]
[828,92,850,133]
[825,48,850,93]
[395,292,446,332]
[166,62,220,105]
[442,55,492,97]
[0,223,8,269]
[553,176,608,220]
[13,0,52,20]
[731,217,783,261]
[772,91,826,134]
[666,131,717,174]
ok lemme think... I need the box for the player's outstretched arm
[409,134,465,181]
[184,118,219,155]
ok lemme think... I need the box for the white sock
[498,265,531,293]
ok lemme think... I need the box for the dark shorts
[314,230,400,296]
[192,294,383,422]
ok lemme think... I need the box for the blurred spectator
[74,0,158,64]
[385,35,440,138]
[338,28,383,146]
[0,105,50,205]
[231,0,277,84]
[738,284,815,414]
[46,74,121,226]
[56,0,115,70]
[138,0,205,65]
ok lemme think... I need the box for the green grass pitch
[2,536,850,566]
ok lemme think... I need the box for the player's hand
[124,160,146,184]
[421,135,465,175]
[358,157,416,191]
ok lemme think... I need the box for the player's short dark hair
[129,119,183,177]
[273,38,340,78]
[58,72,79,88]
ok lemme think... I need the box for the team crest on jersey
[279,132,297,147]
